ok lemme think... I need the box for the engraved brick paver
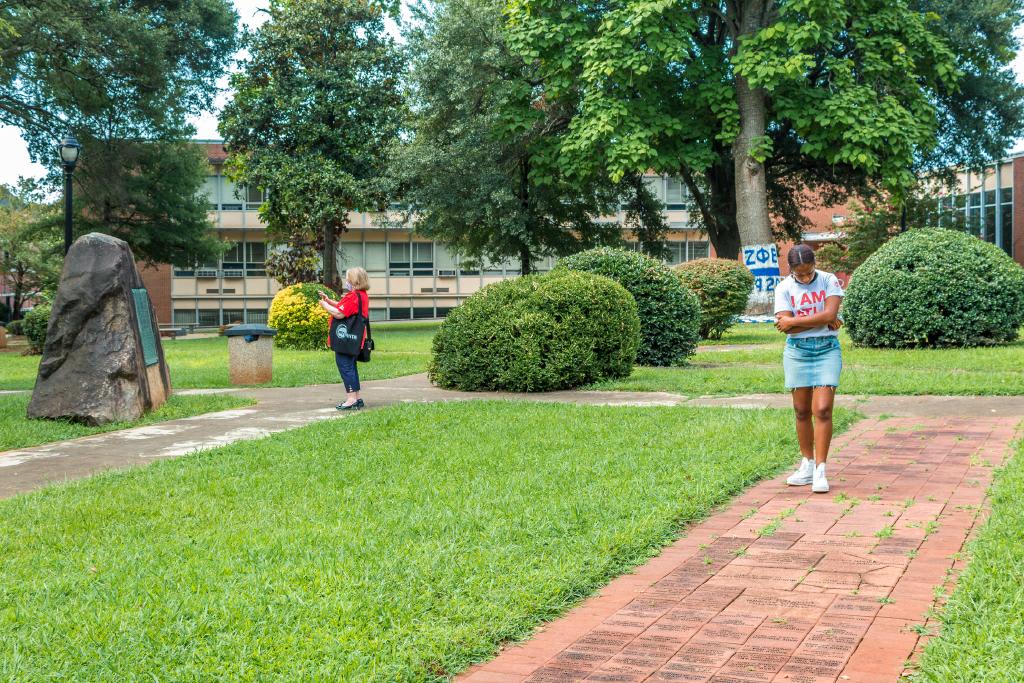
[458,417,1019,683]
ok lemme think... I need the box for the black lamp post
[59,134,81,255]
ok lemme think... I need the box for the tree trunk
[322,222,338,292]
[519,244,532,275]
[706,153,741,259]
[733,71,779,311]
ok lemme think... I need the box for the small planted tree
[676,259,755,340]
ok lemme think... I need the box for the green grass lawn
[598,324,1024,396]
[0,322,438,391]
[0,401,857,680]
[0,393,256,451]
[914,437,1024,682]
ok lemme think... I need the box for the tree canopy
[506,0,1020,272]
[220,0,405,290]
[395,0,671,274]
[0,0,238,266]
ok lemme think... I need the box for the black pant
[335,352,360,392]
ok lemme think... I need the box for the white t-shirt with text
[773,270,845,338]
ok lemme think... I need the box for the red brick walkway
[458,416,1019,683]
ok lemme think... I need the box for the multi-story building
[149,141,714,327]
[139,142,1024,328]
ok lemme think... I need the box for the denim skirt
[783,336,842,389]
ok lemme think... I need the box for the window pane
[173,309,196,325]
[435,244,457,273]
[689,241,710,260]
[413,242,433,275]
[197,310,219,327]
[413,306,435,319]
[666,179,686,206]
[642,176,664,204]
[246,185,263,203]
[202,177,219,209]
[222,309,244,324]
[389,242,411,276]
[246,309,269,324]
[246,241,266,263]
[365,243,387,273]
[220,178,242,209]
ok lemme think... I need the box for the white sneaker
[812,463,829,493]
[786,457,814,486]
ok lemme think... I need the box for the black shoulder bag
[328,291,370,358]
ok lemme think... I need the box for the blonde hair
[346,267,370,291]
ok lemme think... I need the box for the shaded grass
[0,322,439,390]
[914,436,1024,682]
[0,393,256,451]
[0,401,857,681]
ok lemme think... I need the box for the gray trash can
[225,324,277,385]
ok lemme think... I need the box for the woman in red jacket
[319,267,370,410]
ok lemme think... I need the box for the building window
[197,310,220,327]
[369,308,387,321]
[389,305,412,320]
[220,177,242,210]
[642,176,665,205]
[173,265,195,277]
[413,306,435,319]
[202,176,219,210]
[665,178,688,210]
[173,309,196,326]
[389,243,411,276]
[365,242,387,274]
[412,242,433,276]
[246,309,269,324]
[245,185,264,211]
[246,241,266,276]
[435,244,457,277]
[688,241,710,260]
[222,309,245,325]
[222,242,244,277]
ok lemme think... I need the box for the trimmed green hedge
[675,258,754,340]
[558,248,700,365]
[844,229,1024,348]
[429,270,640,391]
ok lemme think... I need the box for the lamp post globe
[59,135,81,254]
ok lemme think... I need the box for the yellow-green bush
[268,283,337,350]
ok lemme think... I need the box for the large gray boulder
[27,233,171,425]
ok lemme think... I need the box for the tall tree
[507,0,988,301]
[0,182,61,319]
[220,0,405,290]
[395,0,666,274]
[0,0,238,267]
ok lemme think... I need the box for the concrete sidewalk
[3,373,1023,499]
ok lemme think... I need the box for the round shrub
[429,270,641,392]
[24,304,52,353]
[675,258,754,339]
[557,247,701,365]
[844,228,1024,348]
[268,282,338,350]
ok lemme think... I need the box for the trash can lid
[224,324,277,337]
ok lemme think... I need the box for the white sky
[2,3,1024,187]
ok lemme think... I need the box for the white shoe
[786,457,814,486]
[812,463,829,493]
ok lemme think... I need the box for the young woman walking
[774,245,845,493]
[319,267,371,411]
